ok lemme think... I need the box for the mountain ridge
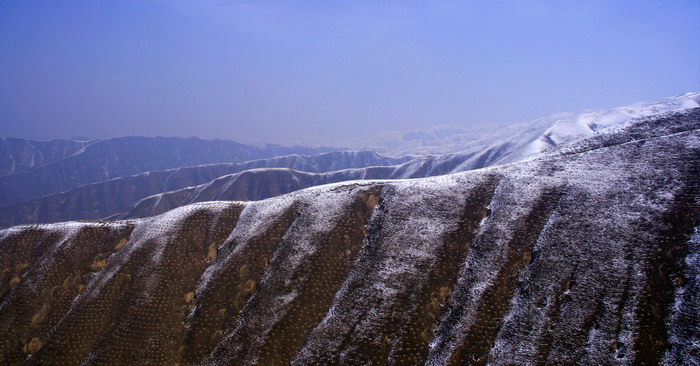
[0,106,697,364]
[0,151,409,227]
[0,136,337,207]
[2,100,698,227]
[112,108,700,220]
[341,91,700,157]
[0,138,91,177]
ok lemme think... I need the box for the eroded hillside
[0,110,698,365]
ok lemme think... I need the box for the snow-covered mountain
[0,107,698,365]
[343,92,700,158]
[104,105,700,221]
[3,93,698,228]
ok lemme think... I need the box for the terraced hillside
[0,109,698,365]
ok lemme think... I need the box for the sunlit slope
[345,92,700,157]
[0,109,698,365]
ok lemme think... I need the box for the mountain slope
[0,151,409,227]
[113,108,700,220]
[2,93,696,226]
[108,168,382,220]
[0,136,336,207]
[111,155,504,220]
[0,138,90,177]
[1,109,698,365]
[343,91,700,157]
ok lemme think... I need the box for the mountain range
[0,106,697,364]
[0,137,337,207]
[0,92,698,228]
[340,91,700,157]
[0,151,409,227]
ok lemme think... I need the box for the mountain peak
[342,92,700,158]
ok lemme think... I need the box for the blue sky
[1,0,699,145]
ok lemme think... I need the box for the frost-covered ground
[0,108,698,365]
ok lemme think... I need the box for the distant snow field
[344,92,700,158]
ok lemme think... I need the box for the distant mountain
[1,106,697,364]
[108,168,379,220]
[0,136,577,225]
[343,92,700,157]
[110,107,700,220]
[1,93,697,227]
[0,136,336,207]
[110,152,508,220]
[0,138,91,177]
[0,151,409,227]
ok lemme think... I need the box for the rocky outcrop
[0,109,698,365]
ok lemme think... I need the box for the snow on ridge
[341,92,699,159]
[544,92,700,144]
[109,99,698,223]
[0,107,698,365]
[122,107,697,224]
[502,92,700,163]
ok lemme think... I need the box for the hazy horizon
[2,1,699,146]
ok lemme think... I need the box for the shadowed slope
[0,136,336,207]
[0,151,407,228]
[0,138,90,177]
[0,109,698,365]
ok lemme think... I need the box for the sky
[1,0,699,146]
